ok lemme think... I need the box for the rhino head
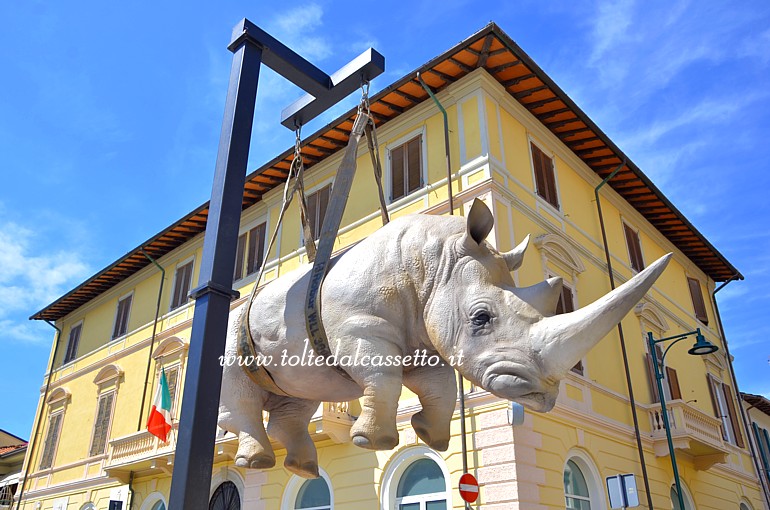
[426,199,671,412]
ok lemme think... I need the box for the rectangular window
[687,277,709,324]
[623,223,645,272]
[645,344,681,403]
[554,283,583,375]
[752,423,770,485]
[390,135,422,202]
[234,223,267,282]
[63,323,82,364]
[170,259,194,310]
[307,185,331,241]
[39,412,63,469]
[707,375,744,447]
[531,142,559,209]
[89,392,115,456]
[112,294,133,339]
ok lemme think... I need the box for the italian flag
[147,368,172,442]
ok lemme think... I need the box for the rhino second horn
[534,253,672,376]
[511,276,563,316]
[501,234,530,271]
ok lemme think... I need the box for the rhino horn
[511,276,563,315]
[534,253,672,376]
[501,235,530,271]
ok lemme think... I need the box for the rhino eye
[471,311,492,327]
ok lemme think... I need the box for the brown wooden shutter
[646,353,660,403]
[543,155,559,209]
[391,145,405,201]
[306,189,318,239]
[624,224,645,272]
[90,392,114,456]
[113,294,132,338]
[687,277,709,324]
[722,383,744,447]
[40,413,62,469]
[665,366,682,400]
[246,223,266,276]
[64,324,81,363]
[407,137,422,193]
[318,185,330,239]
[706,374,728,440]
[233,233,246,281]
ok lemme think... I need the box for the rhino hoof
[352,434,399,451]
[285,458,319,479]
[412,414,450,451]
[235,454,275,470]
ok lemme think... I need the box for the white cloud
[0,220,89,343]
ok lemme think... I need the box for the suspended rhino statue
[218,199,671,478]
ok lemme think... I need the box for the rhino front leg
[345,339,403,451]
[265,395,321,479]
[218,381,275,469]
[403,361,457,451]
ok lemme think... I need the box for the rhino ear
[466,198,494,244]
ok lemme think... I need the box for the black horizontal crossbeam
[229,19,385,130]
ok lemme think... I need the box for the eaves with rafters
[31,22,742,322]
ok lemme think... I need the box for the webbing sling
[304,111,386,381]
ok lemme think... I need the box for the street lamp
[647,328,718,510]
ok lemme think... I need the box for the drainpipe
[417,73,472,495]
[127,471,135,510]
[712,277,770,510]
[595,161,655,510]
[15,320,61,510]
[416,73,454,216]
[138,248,165,431]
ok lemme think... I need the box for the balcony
[105,402,355,480]
[648,399,729,470]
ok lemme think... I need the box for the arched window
[564,459,592,509]
[395,458,448,510]
[139,492,166,510]
[740,502,752,510]
[670,483,695,510]
[294,477,331,510]
[150,502,166,510]
[209,480,240,510]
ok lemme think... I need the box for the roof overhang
[31,22,742,322]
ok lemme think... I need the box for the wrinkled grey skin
[218,199,671,478]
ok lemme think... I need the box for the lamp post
[647,328,718,510]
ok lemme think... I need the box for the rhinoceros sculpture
[218,199,670,478]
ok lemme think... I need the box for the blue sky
[1,1,768,439]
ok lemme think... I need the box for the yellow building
[17,23,768,510]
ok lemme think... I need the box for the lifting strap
[238,85,389,392]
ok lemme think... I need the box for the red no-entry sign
[459,473,479,503]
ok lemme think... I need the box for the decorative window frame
[39,388,71,471]
[563,449,606,510]
[153,336,189,417]
[380,445,451,510]
[669,480,696,510]
[636,302,676,402]
[139,492,167,510]
[281,467,334,510]
[88,364,122,458]
[527,135,562,212]
[169,256,196,311]
[209,468,245,508]
[385,126,428,206]
[111,290,134,340]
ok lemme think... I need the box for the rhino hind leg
[265,395,321,479]
[347,342,403,451]
[403,362,457,451]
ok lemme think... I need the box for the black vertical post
[167,32,262,509]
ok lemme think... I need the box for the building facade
[17,24,767,510]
